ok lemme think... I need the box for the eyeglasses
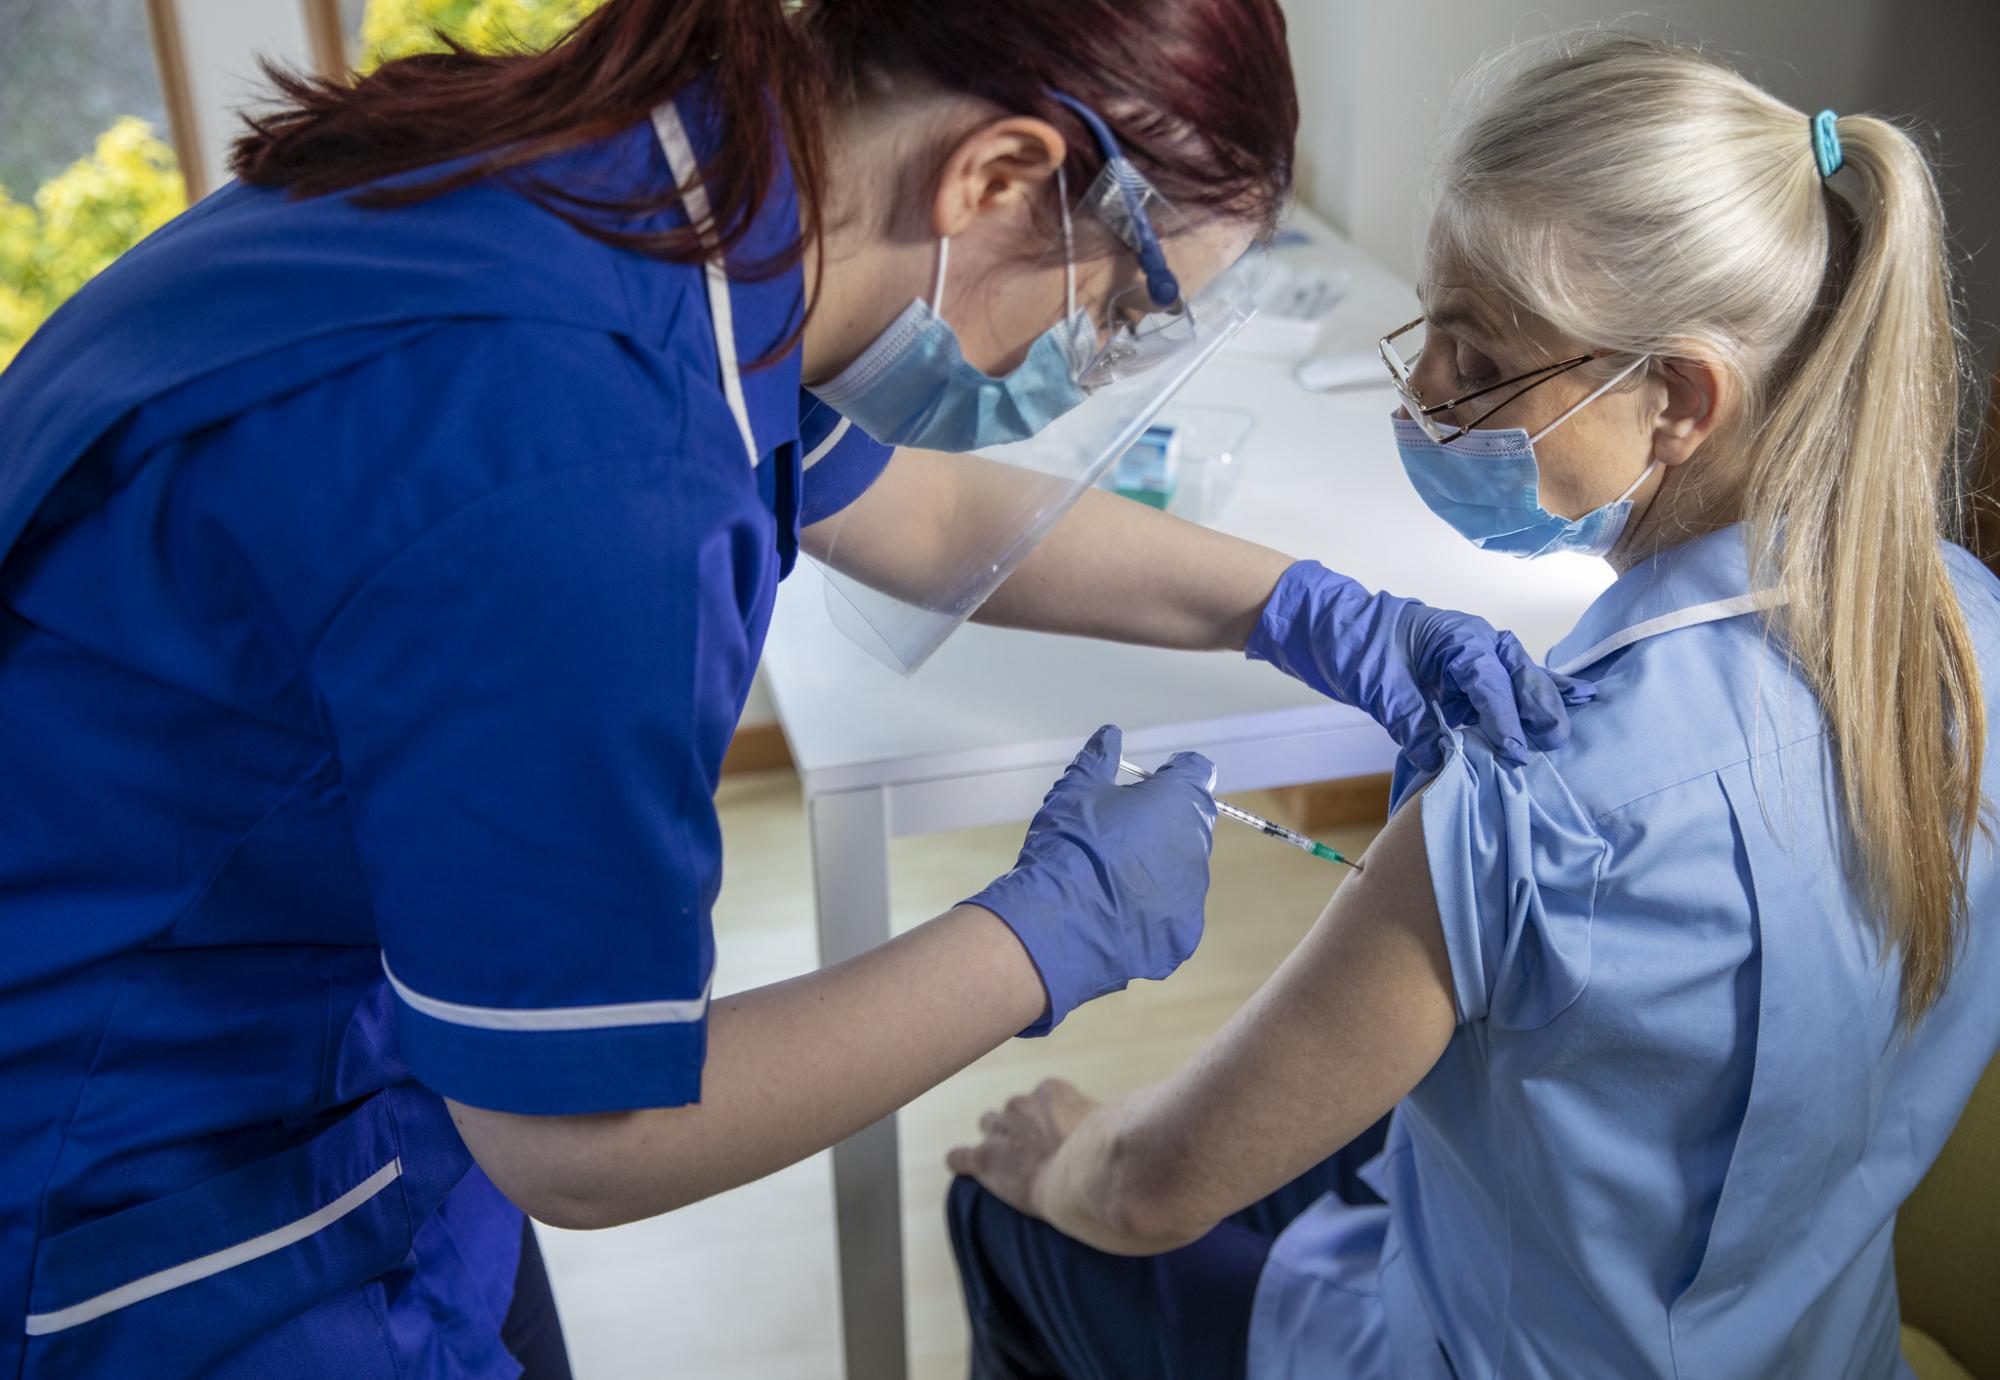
[1077,289,1199,391]
[1378,316,1600,445]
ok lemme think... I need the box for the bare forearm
[452,904,1045,1228]
[975,800,1458,1259]
[686,906,1046,1191]
[801,447,1293,651]
[974,487,1294,650]
[1029,1092,1193,1255]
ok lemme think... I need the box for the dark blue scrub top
[0,86,890,1378]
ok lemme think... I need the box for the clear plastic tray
[1099,404,1257,526]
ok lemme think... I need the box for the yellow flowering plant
[358,0,607,70]
[0,118,184,369]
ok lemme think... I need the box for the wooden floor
[538,769,1384,1380]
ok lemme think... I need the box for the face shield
[807,96,1267,675]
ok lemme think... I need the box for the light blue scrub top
[1250,525,2000,1380]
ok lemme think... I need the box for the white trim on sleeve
[381,957,711,1032]
[649,102,761,469]
[1550,589,1785,676]
[23,1158,405,1337]
[801,417,851,471]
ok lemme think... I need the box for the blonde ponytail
[1742,113,1984,1021]
[1430,32,1986,1022]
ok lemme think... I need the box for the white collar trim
[1549,587,1786,677]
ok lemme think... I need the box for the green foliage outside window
[358,0,606,70]
[0,118,183,369]
[0,0,602,370]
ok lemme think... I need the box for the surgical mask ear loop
[1609,458,1657,507]
[1526,353,1648,445]
[933,166,1075,323]
[1562,457,1659,559]
[1057,165,1077,319]
[930,236,951,316]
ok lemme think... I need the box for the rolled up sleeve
[1410,727,1606,1030]
[312,460,770,1114]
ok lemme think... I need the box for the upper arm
[1112,731,1606,1242]
[797,441,978,602]
[798,442,1032,609]
[313,459,766,1120]
[794,393,1074,601]
[1109,789,1457,1239]
[795,395,915,576]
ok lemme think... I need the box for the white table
[761,214,1612,1380]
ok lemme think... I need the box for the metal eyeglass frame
[1378,316,1600,445]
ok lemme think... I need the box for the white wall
[1278,0,1999,371]
[172,0,317,193]
[1854,0,2000,382]
[740,673,778,728]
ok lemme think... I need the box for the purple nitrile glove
[964,725,1218,1037]
[1245,560,1595,772]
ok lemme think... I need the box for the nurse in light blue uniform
[946,35,1999,1380]
[1243,531,2000,1380]
[0,2,1587,1376]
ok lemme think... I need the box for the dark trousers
[503,1218,574,1380]
[946,1117,1390,1380]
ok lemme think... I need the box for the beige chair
[1895,1050,2000,1379]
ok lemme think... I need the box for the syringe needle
[1117,758,1361,870]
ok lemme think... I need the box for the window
[338,0,372,60]
[0,0,610,370]
[0,0,185,368]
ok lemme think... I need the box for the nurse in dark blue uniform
[0,1,1586,1375]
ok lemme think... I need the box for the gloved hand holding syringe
[1117,758,1361,870]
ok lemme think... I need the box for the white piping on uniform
[802,417,851,471]
[650,103,760,469]
[381,957,711,1032]
[23,1158,405,1336]
[1550,588,1786,676]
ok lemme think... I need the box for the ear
[929,118,1068,239]
[1650,358,1727,468]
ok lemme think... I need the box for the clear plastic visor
[807,174,1268,675]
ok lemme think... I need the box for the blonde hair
[1427,30,1985,1023]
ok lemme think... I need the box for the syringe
[1117,758,1362,870]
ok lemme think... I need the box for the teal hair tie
[1812,109,1843,178]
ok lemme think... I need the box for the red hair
[234,0,1296,328]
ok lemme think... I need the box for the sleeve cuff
[1415,728,1601,1032]
[1415,741,1496,1026]
[799,419,894,527]
[386,965,709,1114]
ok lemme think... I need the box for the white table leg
[808,786,908,1380]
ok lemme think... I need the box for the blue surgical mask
[1391,357,1654,559]
[806,178,1099,453]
